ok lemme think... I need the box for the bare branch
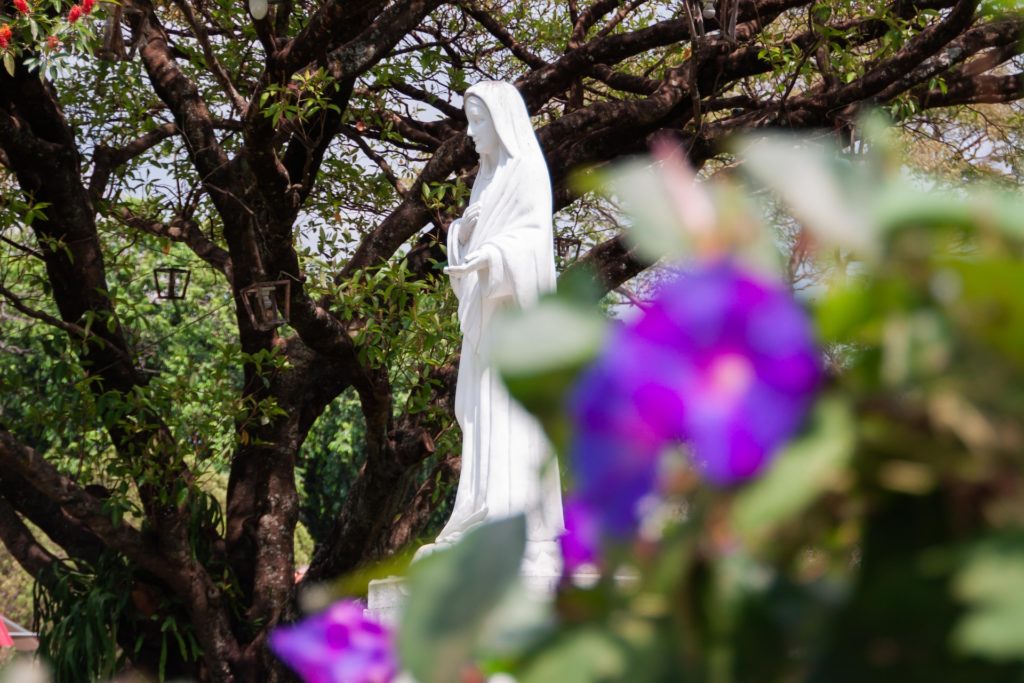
[342,126,409,198]
[89,122,178,201]
[0,233,44,259]
[109,205,233,279]
[170,0,248,115]
[461,0,548,69]
[0,282,134,364]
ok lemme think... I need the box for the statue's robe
[440,82,564,568]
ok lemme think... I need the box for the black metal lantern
[153,266,191,300]
[241,280,291,331]
[554,236,582,261]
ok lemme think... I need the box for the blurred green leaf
[739,135,879,258]
[398,515,527,683]
[946,259,1024,366]
[518,628,628,683]
[492,296,607,453]
[732,397,854,543]
[492,297,606,378]
[602,159,694,263]
[953,536,1024,661]
[477,580,556,664]
[815,278,878,342]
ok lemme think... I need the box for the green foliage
[259,68,341,127]
[297,389,365,544]
[731,397,855,544]
[34,556,132,682]
[334,261,458,373]
[34,553,200,683]
[952,535,1024,660]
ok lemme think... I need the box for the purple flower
[569,261,820,536]
[269,600,397,683]
[560,498,602,573]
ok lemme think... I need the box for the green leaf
[600,159,694,263]
[398,515,527,683]
[953,536,1024,660]
[491,296,607,453]
[491,297,606,379]
[3,53,15,77]
[732,397,854,543]
[475,579,554,664]
[519,628,628,683]
[739,134,880,258]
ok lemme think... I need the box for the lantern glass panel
[154,267,191,300]
[554,236,581,261]
[241,280,291,331]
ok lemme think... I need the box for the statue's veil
[465,80,546,166]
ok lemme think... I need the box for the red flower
[46,34,58,50]
[13,0,29,14]
[81,0,93,13]
[67,4,81,21]
[0,25,11,49]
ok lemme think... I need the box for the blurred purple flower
[560,498,602,573]
[569,260,820,536]
[269,599,396,683]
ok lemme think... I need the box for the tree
[0,0,1022,679]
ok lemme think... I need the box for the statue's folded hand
[457,203,482,245]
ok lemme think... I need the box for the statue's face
[466,96,499,158]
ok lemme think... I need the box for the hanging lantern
[241,280,291,331]
[153,266,191,300]
[702,1,716,20]
[554,235,582,261]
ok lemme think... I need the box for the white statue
[423,80,565,574]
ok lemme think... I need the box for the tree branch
[171,0,248,115]
[0,470,105,565]
[0,495,58,583]
[0,283,133,363]
[110,205,233,279]
[569,0,621,49]
[914,71,1024,106]
[874,16,1024,103]
[792,0,977,113]
[342,126,409,198]
[89,122,178,201]
[461,0,548,69]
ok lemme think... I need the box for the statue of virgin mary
[428,80,564,574]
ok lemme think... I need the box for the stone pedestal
[365,576,409,625]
